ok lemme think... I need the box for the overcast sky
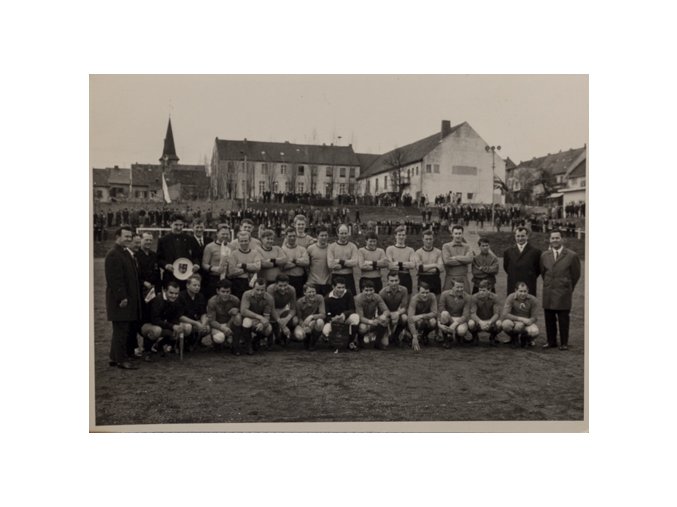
[89,75,588,169]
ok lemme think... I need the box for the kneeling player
[468,280,502,346]
[206,279,243,355]
[407,282,438,352]
[501,282,540,348]
[267,274,298,346]
[379,271,410,346]
[141,281,192,356]
[323,277,360,351]
[355,281,391,349]
[240,278,274,355]
[295,284,326,350]
[438,280,471,347]
[178,274,211,352]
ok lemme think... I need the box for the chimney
[441,120,451,138]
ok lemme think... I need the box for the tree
[383,148,407,201]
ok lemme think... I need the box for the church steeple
[159,117,180,165]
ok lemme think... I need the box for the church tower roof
[159,117,180,164]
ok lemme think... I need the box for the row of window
[256,181,350,194]
[251,163,357,178]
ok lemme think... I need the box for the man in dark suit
[502,226,542,297]
[105,226,143,369]
[540,229,581,350]
[157,214,201,289]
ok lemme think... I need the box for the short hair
[451,225,464,233]
[316,226,329,235]
[254,277,267,287]
[192,218,204,225]
[515,281,528,291]
[478,237,490,245]
[237,230,251,239]
[419,281,431,291]
[141,231,154,239]
[332,277,347,287]
[187,274,202,284]
[422,229,434,237]
[303,283,317,293]
[362,280,375,290]
[114,226,133,238]
[216,224,230,233]
[452,280,464,287]
[285,227,296,235]
[337,224,349,233]
[216,279,232,290]
[365,232,378,241]
[171,214,185,223]
[293,214,307,223]
[241,219,254,226]
[395,225,407,234]
[260,229,274,239]
[132,233,142,240]
[276,274,290,283]
[515,226,529,235]
[550,229,564,237]
[166,281,180,291]
[478,280,491,289]
[387,271,400,279]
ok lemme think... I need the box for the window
[297,165,305,176]
[311,166,318,176]
[297,182,304,193]
[513,180,522,191]
[384,175,389,189]
[467,193,474,200]
[366,180,371,194]
[407,168,411,178]
[339,183,346,194]
[285,181,290,192]
[349,167,355,178]
[580,178,586,187]
[325,182,332,197]
[311,182,317,194]
[415,166,419,176]
[375,178,379,192]
[426,164,432,173]
[433,164,440,173]
[326,166,333,177]
[273,181,279,192]
[259,181,265,194]
[280,164,287,175]
[261,163,268,175]
[340,167,346,178]
[452,165,478,176]
[95,189,103,198]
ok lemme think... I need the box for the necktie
[553,250,558,261]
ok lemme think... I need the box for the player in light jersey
[226,231,262,300]
[386,225,417,294]
[307,226,332,296]
[281,227,310,299]
[294,284,326,351]
[293,214,316,249]
[257,229,288,286]
[415,229,443,296]
[267,274,297,346]
[327,224,359,296]
[358,231,389,293]
[229,218,261,250]
[354,280,390,349]
[441,224,473,292]
[468,280,502,347]
[501,282,540,348]
[407,282,438,352]
[379,271,410,346]
[438,280,472,347]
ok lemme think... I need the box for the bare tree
[383,148,407,201]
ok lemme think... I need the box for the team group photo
[90,75,588,429]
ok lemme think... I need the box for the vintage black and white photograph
[90,74,588,430]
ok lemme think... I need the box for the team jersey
[441,241,473,278]
[266,284,297,310]
[307,243,331,286]
[296,295,326,320]
[240,289,274,317]
[257,245,287,283]
[386,245,417,273]
[206,294,240,324]
[227,248,262,280]
[379,285,409,312]
[354,293,388,320]
[415,247,443,274]
[408,293,437,317]
[358,247,387,278]
[327,241,359,276]
[295,234,316,249]
[470,292,501,321]
[502,293,540,319]
[281,244,309,277]
[439,290,471,319]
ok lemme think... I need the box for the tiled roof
[355,153,380,171]
[215,139,361,167]
[568,158,586,178]
[518,147,586,176]
[92,168,109,186]
[358,123,463,180]
[160,118,179,163]
[107,166,131,185]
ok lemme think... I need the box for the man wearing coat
[540,229,581,350]
[502,226,542,297]
[105,226,143,369]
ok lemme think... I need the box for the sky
[89,75,588,169]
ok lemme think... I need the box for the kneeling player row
[137,270,542,357]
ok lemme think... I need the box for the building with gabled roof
[357,120,506,205]
[211,138,362,199]
[559,146,587,206]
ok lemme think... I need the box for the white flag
[162,172,172,204]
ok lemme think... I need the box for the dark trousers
[314,283,332,296]
[231,278,250,300]
[289,275,305,299]
[110,321,138,364]
[544,309,570,346]
[398,273,413,294]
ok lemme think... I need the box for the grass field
[92,254,585,426]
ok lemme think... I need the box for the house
[506,146,586,204]
[210,138,363,199]
[357,120,506,205]
[559,146,587,207]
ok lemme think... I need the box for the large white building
[210,139,363,199]
[357,120,507,204]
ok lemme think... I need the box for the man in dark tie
[540,229,581,350]
[105,226,143,369]
[502,226,542,297]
